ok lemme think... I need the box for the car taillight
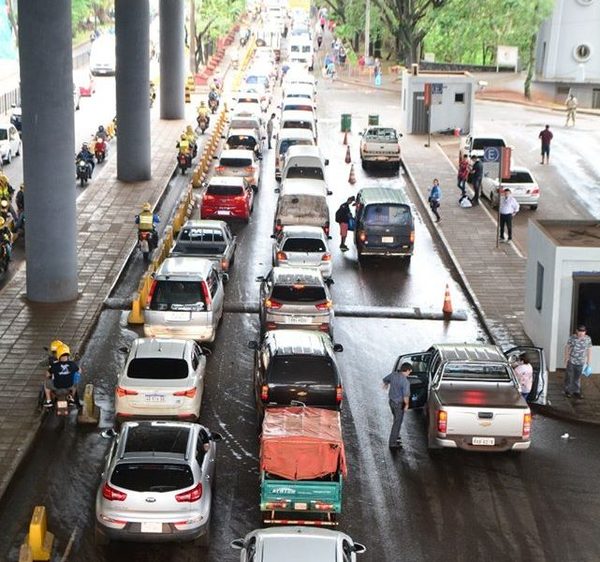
[321,253,331,262]
[410,230,415,243]
[235,195,246,201]
[522,412,532,438]
[201,281,212,307]
[216,166,224,172]
[324,223,330,235]
[102,482,127,501]
[437,410,448,434]
[313,501,334,511]
[146,279,157,307]
[315,300,332,310]
[261,384,269,401]
[276,251,287,261]
[531,188,540,195]
[221,258,229,271]
[203,194,215,201]
[265,500,288,509]
[173,388,197,398]
[336,385,343,404]
[265,298,282,309]
[245,166,255,173]
[116,386,138,397]
[358,230,367,242]
[175,483,203,503]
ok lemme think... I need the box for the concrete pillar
[115,0,151,181]
[160,0,185,119]
[18,0,78,302]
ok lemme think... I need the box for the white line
[60,526,78,562]
[435,143,525,258]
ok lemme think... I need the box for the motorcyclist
[47,339,65,366]
[95,125,108,141]
[185,125,197,155]
[14,183,24,232]
[44,344,80,407]
[135,202,160,247]
[197,101,210,128]
[0,217,12,260]
[211,76,222,94]
[0,200,14,231]
[176,133,192,167]
[76,143,95,177]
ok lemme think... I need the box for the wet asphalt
[0,74,598,562]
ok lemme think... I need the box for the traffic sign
[483,146,501,163]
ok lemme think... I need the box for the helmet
[200,101,206,107]
[82,143,88,150]
[20,183,24,190]
[142,202,152,212]
[186,125,193,133]
[55,344,71,359]
[49,340,64,356]
[180,134,187,140]
[98,125,104,132]
[0,200,8,210]
[0,217,5,228]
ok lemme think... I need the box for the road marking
[435,143,525,258]
[60,526,78,562]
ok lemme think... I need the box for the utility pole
[364,0,370,60]
[189,0,196,74]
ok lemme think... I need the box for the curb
[531,404,600,427]
[0,419,40,501]
[336,76,400,94]
[475,94,600,117]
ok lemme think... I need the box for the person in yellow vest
[135,202,160,253]
[185,125,197,157]
[197,101,210,131]
[176,133,192,168]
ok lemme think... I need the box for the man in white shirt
[499,188,519,242]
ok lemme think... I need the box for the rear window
[149,281,206,312]
[282,121,313,131]
[364,128,398,142]
[285,167,324,180]
[124,425,190,454]
[127,358,189,380]
[472,138,506,150]
[279,139,312,155]
[364,204,411,226]
[230,120,258,130]
[179,228,225,242]
[443,362,512,381]
[506,171,534,184]
[269,356,336,385]
[282,238,326,252]
[110,463,193,492]
[227,135,257,150]
[219,157,252,168]
[207,185,244,196]
[283,104,313,113]
[271,284,326,302]
[173,243,225,256]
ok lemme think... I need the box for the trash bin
[368,114,379,126]
[341,113,352,133]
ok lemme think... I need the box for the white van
[90,34,116,76]
[274,128,315,181]
[280,110,317,142]
[289,38,314,70]
[280,146,330,190]
[273,183,331,236]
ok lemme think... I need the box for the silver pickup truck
[394,344,547,453]
[359,126,402,170]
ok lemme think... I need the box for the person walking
[564,324,593,399]
[470,156,483,205]
[498,188,519,242]
[513,355,533,400]
[266,113,276,149]
[457,155,470,197]
[334,196,355,251]
[428,178,442,223]
[382,362,412,449]
[565,93,578,127]
[538,125,553,164]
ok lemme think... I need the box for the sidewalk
[339,71,600,425]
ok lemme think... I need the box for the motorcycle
[0,243,9,274]
[76,159,91,186]
[197,114,209,134]
[208,96,219,114]
[94,138,107,163]
[138,229,157,262]
[177,151,191,175]
[150,81,157,108]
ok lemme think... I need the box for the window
[282,238,326,252]
[573,44,592,62]
[208,271,219,298]
[535,263,544,311]
[219,157,252,168]
[206,185,244,196]
[269,355,336,385]
[127,358,189,380]
[149,281,206,311]
[271,284,326,302]
[285,166,324,180]
[572,274,600,345]
[455,92,465,103]
[443,362,512,381]
[365,204,412,226]
[110,463,193,492]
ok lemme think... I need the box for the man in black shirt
[44,345,80,407]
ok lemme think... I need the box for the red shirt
[458,159,470,180]
[539,129,553,145]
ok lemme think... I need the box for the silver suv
[257,267,334,336]
[95,421,221,546]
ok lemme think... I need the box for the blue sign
[431,83,443,94]
[483,146,501,163]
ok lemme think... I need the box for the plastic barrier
[77,383,100,425]
[23,506,53,561]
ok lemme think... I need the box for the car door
[393,351,433,409]
[210,269,225,321]
[191,342,206,399]
[505,346,547,405]
[9,126,18,153]
[259,271,273,324]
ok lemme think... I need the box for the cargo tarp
[260,407,347,480]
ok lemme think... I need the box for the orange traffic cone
[442,284,453,316]
[348,163,356,185]
[344,145,351,164]
[343,131,348,145]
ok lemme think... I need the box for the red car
[201,176,254,222]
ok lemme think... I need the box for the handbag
[348,216,356,231]
[583,364,593,377]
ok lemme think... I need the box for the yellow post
[185,86,191,103]
[187,74,195,92]
[27,506,53,561]
[192,168,202,188]
[77,383,100,425]
[128,292,145,324]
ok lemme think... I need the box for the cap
[577,325,587,331]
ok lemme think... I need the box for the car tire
[361,159,366,170]
[530,205,538,211]
[95,526,110,546]
[16,142,20,156]
[5,151,11,164]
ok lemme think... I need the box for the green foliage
[196,0,244,40]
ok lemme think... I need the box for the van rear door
[362,204,414,252]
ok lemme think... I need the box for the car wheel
[95,526,110,546]
[357,252,365,266]
[361,159,366,170]
[5,151,11,164]
[530,205,538,211]
[16,142,20,156]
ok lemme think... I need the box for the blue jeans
[388,400,405,446]
[565,362,583,394]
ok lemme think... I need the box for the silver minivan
[275,128,315,181]
[144,257,224,342]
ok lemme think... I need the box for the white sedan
[0,123,21,164]
[482,165,540,210]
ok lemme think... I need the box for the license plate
[57,400,68,409]
[288,316,307,324]
[294,502,307,510]
[382,236,394,243]
[165,311,191,322]
[145,394,165,403]
[140,521,163,533]
[216,210,231,215]
[472,437,495,446]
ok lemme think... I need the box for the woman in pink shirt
[514,355,533,400]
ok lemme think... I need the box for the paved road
[0,73,599,562]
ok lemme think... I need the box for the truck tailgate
[446,407,527,437]
[261,478,342,513]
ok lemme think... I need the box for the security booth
[400,67,475,135]
[524,220,600,372]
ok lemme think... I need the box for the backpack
[335,205,346,223]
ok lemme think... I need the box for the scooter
[208,96,219,114]
[138,230,156,262]
[94,138,107,163]
[177,152,191,175]
[197,115,209,134]
[76,159,91,186]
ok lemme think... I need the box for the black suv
[248,329,344,421]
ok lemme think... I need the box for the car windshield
[505,171,534,184]
[269,355,336,385]
[179,228,225,242]
[271,284,326,302]
[282,238,326,252]
[472,138,506,149]
[207,185,244,196]
[364,128,397,141]
[443,362,512,381]
[219,157,252,168]
[285,167,324,180]
[283,121,312,131]
[110,463,194,492]
[364,204,411,226]
[127,358,189,380]
[284,104,312,112]
[149,281,206,312]
[227,136,257,150]
[0,130,7,141]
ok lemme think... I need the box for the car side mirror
[325,278,334,286]
[101,428,117,439]
[274,187,280,193]
[248,340,258,350]
[333,343,344,352]
[262,136,266,140]
[221,272,229,283]
[221,135,226,139]
[358,131,363,136]
[230,539,245,550]
[328,235,332,240]
[255,276,265,282]
[257,154,263,160]
[327,190,332,196]
[324,159,329,166]
[210,431,223,441]
[118,346,129,354]
[212,155,219,160]
[398,133,403,138]
[354,543,367,554]
[200,346,212,356]
[270,234,276,239]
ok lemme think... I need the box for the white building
[400,69,475,135]
[524,220,600,372]
[535,0,600,108]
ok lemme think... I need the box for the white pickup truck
[359,126,402,170]
[394,343,547,452]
